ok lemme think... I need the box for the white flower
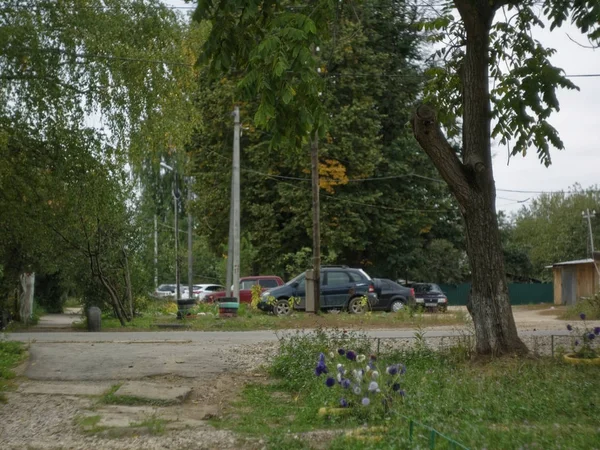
[329,352,335,359]
[368,381,379,392]
[353,386,362,395]
[337,363,343,370]
[337,373,342,383]
[356,354,366,363]
[365,365,371,372]
[371,371,379,379]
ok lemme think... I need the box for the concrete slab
[83,405,209,429]
[114,381,191,403]
[18,381,112,396]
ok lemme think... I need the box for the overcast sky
[165,0,599,215]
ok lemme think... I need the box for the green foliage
[419,0,600,166]
[563,293,600,321]
[511,186,600,280]
[0,341,26,402]
[0,0,198,158]
[191,0,463,280]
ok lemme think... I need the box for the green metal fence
[438,283,553,306]
[403,415,470,449]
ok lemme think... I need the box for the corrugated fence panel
[438,283,554,306]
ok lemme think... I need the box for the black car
[371,279,416,312]
[258,266,378,315]
[405,282,448,312]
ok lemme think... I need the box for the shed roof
[546,258,595,269]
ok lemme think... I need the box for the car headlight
[261,291,271,298]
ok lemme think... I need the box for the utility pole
[311,130,321,312]
[226,178,234,297]
[187,177,193,299]
[173,168,181,306]
[232,106,241,302]
[310,45,321,312]
[154,214,158,289]
[583,209,596,256]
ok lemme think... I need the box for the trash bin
[217,297,239,317]
[87,306,101,332]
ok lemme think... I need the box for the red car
[206,275,285,303]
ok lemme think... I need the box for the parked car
[371,279,416,312]
[192,284,224,301]
[404,282,448,312]
[153,284,190,299]
[258,266,378,316]
[206,276,285,304]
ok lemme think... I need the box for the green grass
[76,303,466,332]
[0,341,27,402]
[132,415,168,435]
[561,294,600,320]
[215,330,600,450]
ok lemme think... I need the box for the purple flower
[392,383,401,392]
[567,324,573,331]
[398,390,406,397]
[341,379,351,389]
[594,327,600,336]
[338,349,345,355]
[386,363,406,375]
[580,312,586,320]
[315,353,328,376]
[368,361,376,370]
[346,350,357,361]
[315,364,328,376]
[326,377,336,388]
[361,397,370,406]
[588,333,596,341]
[340,398,348,408]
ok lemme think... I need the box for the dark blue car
[258,266,378,316]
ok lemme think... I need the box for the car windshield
[240,280,258,290]
[414,284,442,293]
[286,273,305,286]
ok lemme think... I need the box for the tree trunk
[410,0,528,356]
[463,193,527,355]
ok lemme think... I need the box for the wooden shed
[549,256,600,305]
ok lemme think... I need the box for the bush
[563,292,600,320]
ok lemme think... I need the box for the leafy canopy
[419,0,600,166]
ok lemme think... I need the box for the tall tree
[410,0,599,355]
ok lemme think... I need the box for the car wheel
[390,300,405,313]
[348,297,365,314]
[274,299,291,316]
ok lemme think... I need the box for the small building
[549,255,600,305]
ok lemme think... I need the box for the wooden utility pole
[583,209,596,256]
[311,130,321,311]
[232,106,241,301]
[187,177,193,298]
